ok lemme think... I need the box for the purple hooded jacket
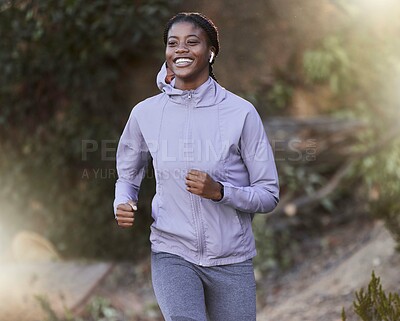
[114,63,279,266]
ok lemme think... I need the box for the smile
[174,58,194,67]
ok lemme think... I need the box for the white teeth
[175,58,193,65]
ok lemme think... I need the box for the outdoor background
[0,0,399,320]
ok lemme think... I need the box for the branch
[268,125,400,218]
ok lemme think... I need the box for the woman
[114,12,279,321]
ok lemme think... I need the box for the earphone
[209,51,215,63]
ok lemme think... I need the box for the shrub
[36,295,124,321]
[342,271,400,321]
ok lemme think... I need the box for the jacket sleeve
[113,110,150,217]
[214,108,279,213]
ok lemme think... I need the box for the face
[166,21,214,90]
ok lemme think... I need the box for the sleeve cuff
[211,181,231,205]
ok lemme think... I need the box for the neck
[174,74,209,91]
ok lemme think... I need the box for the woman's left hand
[185,169,222,201]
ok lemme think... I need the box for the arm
[113,110,150,217]
[214,108,279,213]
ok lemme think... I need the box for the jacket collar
[156,62,226,108]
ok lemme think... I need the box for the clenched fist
[115,200,137,228]
[185,169,223,201]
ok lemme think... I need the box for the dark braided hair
[163,12,220,82]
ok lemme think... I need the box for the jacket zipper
[186,90,205,265]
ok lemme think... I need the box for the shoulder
[130,93,166,117]
[223,89,260,117]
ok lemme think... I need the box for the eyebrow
[168,35,201,39]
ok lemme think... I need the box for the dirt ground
[257,219,399,321]
[93,218,399,321]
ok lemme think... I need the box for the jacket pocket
[202,201,244,259]
[235,209,254,253]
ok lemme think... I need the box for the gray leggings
[151,251,256,321]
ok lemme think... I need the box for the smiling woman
[113,12,279,321]
[164,12,219,88]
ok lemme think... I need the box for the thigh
[203,259,256,321]
[151,251,208,321]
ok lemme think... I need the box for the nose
[175,43,189,53]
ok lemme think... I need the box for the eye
[167,41,177,46]
[187,40,199,45]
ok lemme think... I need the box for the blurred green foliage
[37,295,126,321]
[254,2,400,274]
[253,161,338,274]
[303,36,351,94]
[361,141,400,251]
[240,80,293,118]
[0,0,179,259]
[266,81,293,110]
[253,214,297,273]
[302,6,400,249]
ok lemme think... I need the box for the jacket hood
[156,62,226,108]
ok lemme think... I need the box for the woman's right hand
[115,201,137,228]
